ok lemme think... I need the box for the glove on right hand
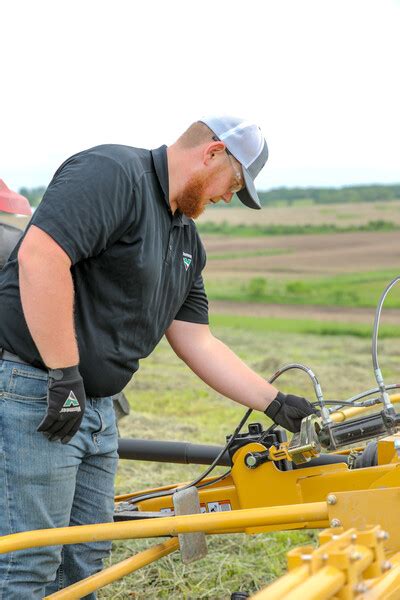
[264,391,317,433]
[37,365,86,444]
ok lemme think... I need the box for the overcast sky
[1,0,399,192]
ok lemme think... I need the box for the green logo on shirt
[183,252,192,271]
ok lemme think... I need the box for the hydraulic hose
[372,275,400,411]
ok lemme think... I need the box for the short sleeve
[30,152,134,264]
[174,273,209,324]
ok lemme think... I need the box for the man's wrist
[48,365,81,381]
[264,391,284,418]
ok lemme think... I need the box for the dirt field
[202,230,400,279]
[209,300,400,324]
[198,201,400,226]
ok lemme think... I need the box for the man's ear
[203,140,226,165]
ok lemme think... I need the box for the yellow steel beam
[250,565,309,599]
[0,502,328,555]
[283,565,345,600]
[44,538,179,600]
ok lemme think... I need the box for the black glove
[264,391,317,433]
[37,365,86,444]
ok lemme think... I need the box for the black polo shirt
[0,145,209,396]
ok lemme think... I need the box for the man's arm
[166,319,278,411]
[18,225,86,444]
[18,224,79,368]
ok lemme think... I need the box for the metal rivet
[377,531,389,541]
[354,582,368,593]
[382,561,392,571]
[351,533,357,542]
[301,554,312,562]
[327,494,337,505]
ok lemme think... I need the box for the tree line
[258,184,400,205]
[19,186,46,208]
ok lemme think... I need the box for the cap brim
[237,168,261,209]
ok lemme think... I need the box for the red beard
[174,173,207,219]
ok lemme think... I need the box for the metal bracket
[288,414,322,464]
[172,486,208,564]
[327,486,400,555]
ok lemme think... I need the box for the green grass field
[205,269,400,309]
[99,318,400,599]
[197,220,398,237]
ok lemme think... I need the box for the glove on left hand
[264,391,317,433]
[37,365,86,444]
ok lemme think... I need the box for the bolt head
[377,530,389,541]
[382,561,392,571]
[301,554,312,562]
[330,519,341,528]
[350,552,362,562]
[245,454,257,468]
[327,494,337,505]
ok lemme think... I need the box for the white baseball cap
[199,115,268,209]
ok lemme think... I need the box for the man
[0,116,316,598]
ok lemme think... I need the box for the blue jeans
[0,359,119,599]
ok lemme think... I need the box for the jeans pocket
[7,365,48,402]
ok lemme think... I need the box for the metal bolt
[382,561,392,571]
[330,519,341,528]
[354,582,368,594]
[245,454,257,468]
[327,494,337,505]
[377,530,389,541]
[321,553,329,561]
[301,554,312,562]
[394,439,400,458]
[350,552,362,562]
[351,533,357,542]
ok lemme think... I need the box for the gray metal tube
[117,438,231,466]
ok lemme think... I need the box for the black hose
[118,438,231,466]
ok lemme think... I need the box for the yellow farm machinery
[1,278,400,599]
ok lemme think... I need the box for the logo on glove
[61,391,81,413]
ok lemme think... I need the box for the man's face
[175,152,244,219]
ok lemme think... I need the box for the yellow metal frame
[253,525,400,599]
[2,395,400,598]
